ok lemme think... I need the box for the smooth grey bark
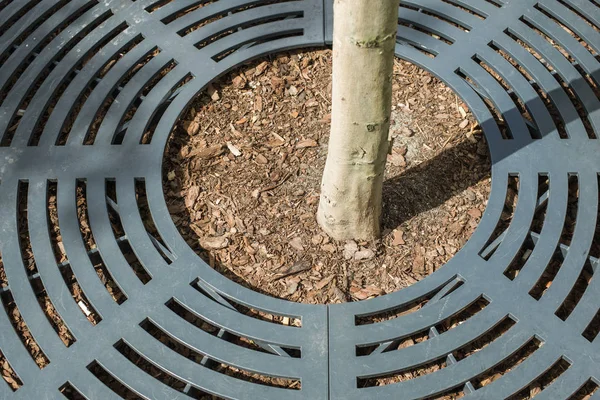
[317,0,399,240]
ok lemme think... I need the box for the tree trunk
[317,0,399,240]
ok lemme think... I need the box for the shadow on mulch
[382,138,490,230]
[164,129,490,297]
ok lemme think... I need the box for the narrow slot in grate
[454,316,517,362]
[195,11,304,50]
[163,0,219,26]
[472,54,541,139]
[399,40,437,58]
[56,33,145,146]
[569,378,599,399]
[0,0,44,37]
[582,309,600,342]
[472,337,543,389]
[113,339,211,395]
[18,181,75,347]
[211,29,304,62]
[167,298,298,356]
[488,41,536,81]
[356,329,429,357]
[0,4,110,147]
[397,13,454,45]
[140,318,301,389]
[357,357,447,388]
[484,0,503,8]
[503,239,535,280]
[76,179,126,304]
[506,357,571,399]
[504,175,549,280]
[529,250,564,300]
[135,178,174,264]
[0,289,50,368]
[83,47,161,145]
[354,276,462,325]
[144,0,176,14]
[440,0,487,19]
[28,21,129,146]
[357,315,517,388]
[531,175,550,234]
[555,0,600,33]
[48,181,101,324]
[561,174,580,247]
[112,59,177,144]
[0,0,14,14]
[533,4,598,57]
[421,388,465,400]
[356,296,489,357]
[503,28,570,138]
[530,175,577,298]
[140,73,193,144]
[191,279,302,327]
[0,257,6,291]
[0,348,23,391]
[435,296,490,334]
[556,259,594,321]
[87,360,142,399]
[416,6,472,32]
[105,179,151,284]
[58,382,86,399]
[0,0,67,67]
[480,175,519,260]
[455,68,512,139]
[173,0,296,35]
[519,16,597,139]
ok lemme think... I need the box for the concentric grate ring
[0,0,599,399]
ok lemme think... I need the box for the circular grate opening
[163,49,491,303]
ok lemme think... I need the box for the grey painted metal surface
[0,0,599,399]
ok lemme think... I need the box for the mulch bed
[163,49,491,304]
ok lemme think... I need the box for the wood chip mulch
[163,49,491,304]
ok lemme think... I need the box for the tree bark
[317,0,399,240]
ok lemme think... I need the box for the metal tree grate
[0,0,599,399]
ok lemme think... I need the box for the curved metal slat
[36,28,141,148]
[402,0,483,31]
[509,20,596,141]
[26,178,92,339]
[541,169,598,312]
[10,17,126,148]
[120,331,306,400]
[64,40,158,146]
[0,1,104,131]
[147,306,304,377]
[0,0,61,58]
[459,60,532,143]
[353,306,507,377]
[85,177,143,296]
[353,327,537,400]
[91,52,174,146]
[56,178,117,317]
[120,65,190,146]
[537,0,600,55]
[0,180,66,361]
[462,345,564,399]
